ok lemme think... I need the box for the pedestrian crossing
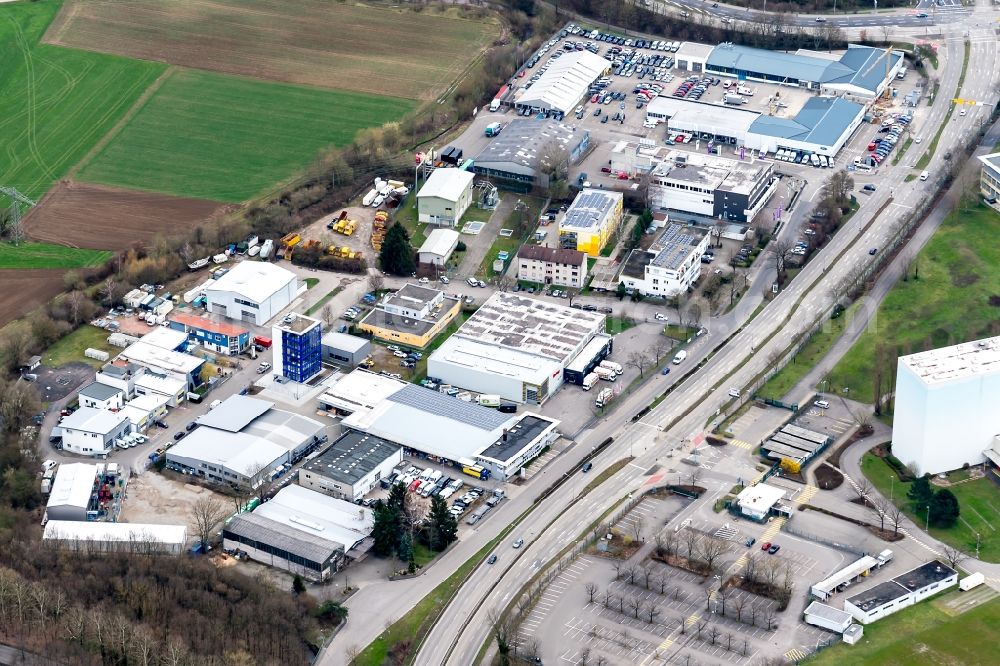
[730,439,754,450]
[714,523,739,540]
[683,613,700,627]
[785,647,808,662]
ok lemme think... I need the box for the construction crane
[0,186,37,245]
[859,46,896,98]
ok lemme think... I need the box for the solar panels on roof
[387,384,510,431]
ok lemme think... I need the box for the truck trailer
[582,372,600,391]
[594,366,616,382]
[595,387,613,408]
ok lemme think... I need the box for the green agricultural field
[861,452,1000,562]
[77,69,414,202]
[0,242,110,270]
[806,594,1000,665]
[830,203,1000,403]
[0,0,165,201]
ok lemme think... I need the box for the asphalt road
[656,0,972,28]
[411,17,1000,666]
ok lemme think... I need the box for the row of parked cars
[391,465,467,500]
[673,75,717,100]
[773,148,835,168]
[863,116,913,165]
[607,46,676,81]
[562,24,682,53]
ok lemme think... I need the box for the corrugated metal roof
[708,43,850,83]
[197,395,274,432]
[226,513,341,564]
[516,50,609,113]
[388,384,510,430]
[749,97,862,147]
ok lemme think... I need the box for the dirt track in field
[0,269,67,327]
[43,0,496,101]
[24,181,226,251]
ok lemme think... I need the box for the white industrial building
[117,340,205,390]
[321,331,371,366]
[139,326,189,352]
[58,407,131,456]
[119,393,169,432]
[893,336,1000,475]
[427,292,607,404]
[205,261,300,326]
[45,463,98,521]
[734,483,786,520]
[223,485,373,581]
[513,50,609,116]
[844,560,957,624]
[43,521,188,555]
[619,222,710,298]
[133,371,187,406]
[166,396,325,488]
[647,150,777,223]
[418,228,461,266]
[299,431,402,502]
[416,169,475,226]
[341,382,560,480]
[646,94,865,158]
[472,120,590,189]
[95,361,141,400]
[77,381,125,411]
[318,369,409,415]
[803,602,854,634]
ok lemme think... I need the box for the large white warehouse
[427,292,607,405]
[205,261,300,326]
[893,336,1000,476]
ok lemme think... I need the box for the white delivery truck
[672,350,687,364]
[595,387,613,408]
[599,360,623,374]
[594,366,617,382]
[582,372,600,391]
[477,394,501,407]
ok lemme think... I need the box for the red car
[867,142,877,151]
[591,94,600,103]
[760,541,772,551]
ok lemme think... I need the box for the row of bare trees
[740,553,795,610]
[653,528,733,577]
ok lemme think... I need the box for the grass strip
[305,287,343,315]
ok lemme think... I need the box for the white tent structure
[515,50,609,116]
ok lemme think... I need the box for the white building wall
[61,421,130,456]
[206,279,297,326]
[516,257,586,288]
[892,362,1000,475]
[95,373,137,400]
[79,393,124,411]
[300,449,402,501]
[649,182,715,217]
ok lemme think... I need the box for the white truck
[736,85,754,96]
[478,394,501,407]
[672,349,687,364]
[724,93,746,106]
[259,239,274,259]
[362,189,377,207]
[582,372,600,391]
[595,387,613,408]
[599,360,623,374]
[594,366,617,382]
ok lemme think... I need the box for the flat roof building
[894,336,1000,475]
[735,483,785,520]
[43,521,188,555]
[223,485,374,581]
[299,431,403,502]
[418,228,461,266]
[139,327,189,352]
[342,384,560,480]
[318,368,408,415]
[620,222,709,299]
[272,313,323,384]
[205,261,300,326]
[357,284,461,349]
[321,331,371,367]
[427,291,607,404]
[977,152,1000,204]
[648,150,776,223]
[844,560,957,624]
[804,602,854,634]
[59,407,131,457]
[513,50,610,116]
[417,169,475,227]
[559,189,624,256]
[78,381,125,411]
[117,340,205,389]
[473,119,590,189]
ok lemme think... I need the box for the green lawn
[757,301,859,401]
[806,594,1000,665]
[605,315,636,334]
[304,287,343,316]
[861,452,1000,562]
[0,242,110,270]
[0,0,165,201]
[304,278,319,289]
[393,193,429,248]
[77,68,414,202]
[477,233,523,279]
[41,324,117,369]
[830,203,1000,404]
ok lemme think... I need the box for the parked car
[173,432,186,441]
[814,399,830,409]
[760,541,772,551]
[768,544,781,554]
[745,537,756,548]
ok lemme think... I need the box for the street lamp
[926,505,931,532]
[890,475,894,501]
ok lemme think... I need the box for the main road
[656,0,973,28]
[415,16,999,666]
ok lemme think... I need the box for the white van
[919,170,930,181]
[672,350,687,365]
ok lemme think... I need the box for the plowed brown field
[24,181,225,251]
[44,0,496,101]
[0,269,67,327]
